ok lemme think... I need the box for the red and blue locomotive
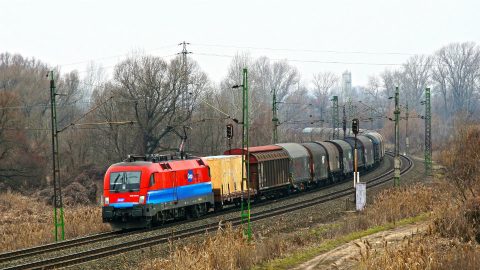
[102,155,213,229]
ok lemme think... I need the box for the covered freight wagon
[225,145,290,194]
[364,132,385,160]
[301,142,329,184]
[329,140,354,175]
[343,137,366,169]
[276,143,311,186]
[344,136,375,168]
[314,141,342,179]
[202,155,245,206]
[364,133,380,162]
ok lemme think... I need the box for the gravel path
[293,222,428,270]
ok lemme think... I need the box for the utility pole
[178,41,192,108]
[347,97,353,123]
[332,96,339,139]
[48,71,65,241]
[424,88,432,176]
[370,108,374,130]
[342,104,347,139]
[405,102,409,156]
[394,87,401,187]
[272,88,279,144]
[239,69,252,240]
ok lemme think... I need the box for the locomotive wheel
[186,205,200,219]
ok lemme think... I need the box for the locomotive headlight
[139,196,145,204]
[104,196,109,205]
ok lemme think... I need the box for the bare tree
[112,55,208,154]
[433,42,480,119]
[312,72,338,121]
[402,55,432,111]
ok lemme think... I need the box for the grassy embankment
[0,192,110,252]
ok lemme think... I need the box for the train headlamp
[104,196,109,205]
[139,196,145,204]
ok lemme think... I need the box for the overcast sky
[1,0,479,87]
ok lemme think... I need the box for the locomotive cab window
[110,171,141,192]
[149,173,155,187]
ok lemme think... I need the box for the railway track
[0,152,393,265]
[1,153,412,270]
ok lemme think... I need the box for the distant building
[342,71,352,103]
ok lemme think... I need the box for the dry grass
[0,191,110,252]
[337,183,439,235]
[357,125,480,270]
[146,224,287,270]
[143,184,440,270]
[358,233,480,270]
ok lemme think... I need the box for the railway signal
[393,87,401,187]
[226,124,233,139]
[352,118,359,135]
[352,118,359,187]
[226,123,233,152]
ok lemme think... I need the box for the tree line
[0,41,479,202]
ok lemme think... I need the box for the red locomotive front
[102,157,214,229]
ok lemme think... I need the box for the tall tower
[342,71,352,103]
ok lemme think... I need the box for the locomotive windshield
[110,171,141,192]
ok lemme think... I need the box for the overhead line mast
[48,71,65,242]
[331,96,339,139]
[178,41,192,109]
[424,88,432,176]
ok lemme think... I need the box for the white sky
[1,0,479,87]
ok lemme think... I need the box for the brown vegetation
[142,183,439,270]
[146,224,287,270]
[358,125,480,269]
[0,191,110,252]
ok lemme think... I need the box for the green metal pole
[394,87,401,186]
[240,68,251,240]
[332,96,339,139]
[49,71,65,241]
[272,88,278,144]
[405,102,409,156]
[424,88,432,176]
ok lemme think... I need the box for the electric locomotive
[102,154,214,229]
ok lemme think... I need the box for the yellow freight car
[203,155,246,206]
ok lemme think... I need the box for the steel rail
[0,152,395,264]
[4,154,412,270]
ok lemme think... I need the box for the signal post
[352,118,366,211]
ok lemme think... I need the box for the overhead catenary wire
[57,44,179,68]
[0,121,136,131]
[194,52,411,67]
[192,43,417,56]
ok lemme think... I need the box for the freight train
[102,132,385,229]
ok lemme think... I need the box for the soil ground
[293,222,428,270]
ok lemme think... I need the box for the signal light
[226,124,233,139]
[352,118,359,134]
